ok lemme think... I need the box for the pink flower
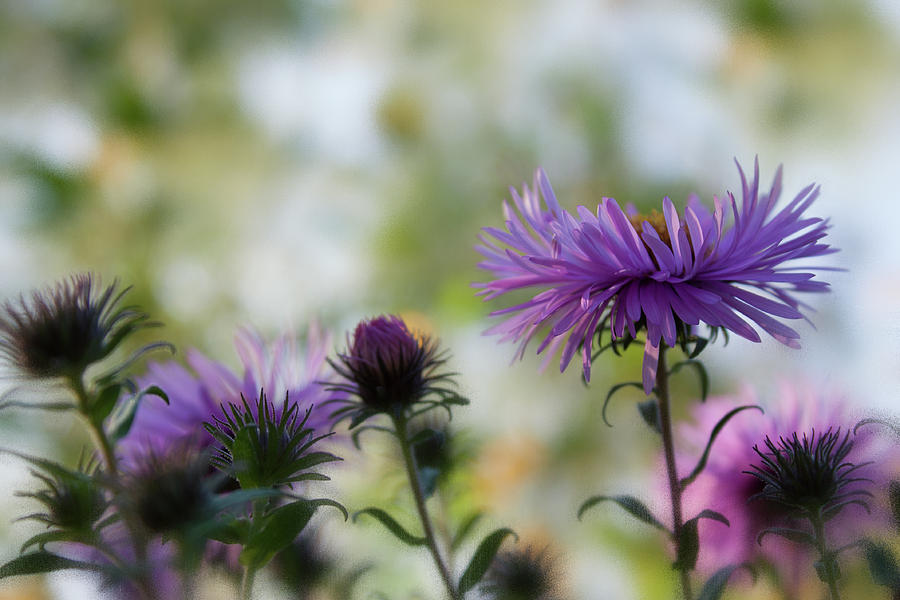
[674,382,893,588]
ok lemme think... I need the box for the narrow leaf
[107,385,170,442]
[0,401,76,412]
[674,511,730,572]
[577,495,669,532]
[670,359,709,402]
[240,500,318,569]
[352,508,426,546]
[863,540,900,589]
[636,399,660,433]
[757,527,816,547]
[0,552,99,578]
[451,512,484,551]
[602,382,643,427]
[698,563,756,600]
[673,519,700,572]
[89,383,122,425]
[680,405,763,489]
[457,528,518,594]
[21,530,79,553]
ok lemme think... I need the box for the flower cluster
[120,325,342,463]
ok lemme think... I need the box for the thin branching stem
[657,347,693,600]
[811,512,842,600]
[68,373,154,600]
[393,413,461,600]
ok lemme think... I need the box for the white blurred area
[1,1,900,598]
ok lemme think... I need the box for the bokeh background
[2,0,900,598]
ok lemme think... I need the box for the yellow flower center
[628,209,671,246]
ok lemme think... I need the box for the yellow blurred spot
[0,579,49,600]
[473,434,544,509]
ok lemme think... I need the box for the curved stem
[811,514,842,600]
[69,374,153,598]
[656,347,694,600]
[393,414,460,600]
[240,498,267,600]
[241,565,257,600]
[69,375,118,476]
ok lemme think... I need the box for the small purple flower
[120,324,343,463]
[475,160,836,392]
[327,315,456,424]
[674,383,892,586]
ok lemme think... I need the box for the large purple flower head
[674,383,893,586]
[475,160,836,393]
[120,323,343,463]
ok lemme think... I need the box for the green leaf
[206,518,250,545]
[688,336,709,359]
[680,405,763,489]
[669,359,709,402]
[0,551,99,578]
[0,400,76,412]
[673,519,700,572]
[20,530,80,553]
[451,511,484,551]
[107,384,169,442]
[240,500,319,569]
[890,481,900,532]
[674,511,730,572]
[89,383,122,425]
[756,527,816,547]
[457,528,518,594]
[697,563,756,600]
[863,540,900,589]
[577,495,669,532]
[208,488,286,513]
[601,382,643,427]
[636,399,660,433]
[353,508,426,546]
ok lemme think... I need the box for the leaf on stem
[669,359,709,402]
[673,510,730,572]
[756,527,816,547]
[352,507,426,546]
[577,495,669,533]
[862,540,900,590]
[697,563,756,600]
[457,528,518,594]
[602,382,643,427]
[0,551,99,578]
[680,405,763,489]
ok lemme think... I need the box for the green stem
[393,414,460,600]
[656,347,694,600]
[69,374,153,598]
[811,514,842,600]
[241,498,267,600]
[69,375,118,476]
[241,566,257,600]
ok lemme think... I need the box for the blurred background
[1,0,900,598]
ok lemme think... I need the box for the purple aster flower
[673,383,893,591]
[120,323,343,464]
[475,160,836,393]
[327,315,459,426]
